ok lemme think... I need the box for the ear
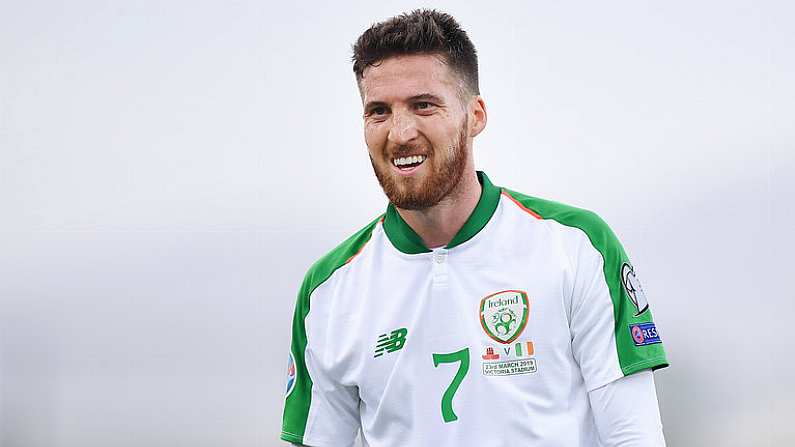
[468,96,487,138]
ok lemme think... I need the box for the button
[431,249,448,288]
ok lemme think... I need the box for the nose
[387,110,419,146]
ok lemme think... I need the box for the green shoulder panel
[502,188,668,376]
[281,214,384,445]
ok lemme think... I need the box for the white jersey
[281,172,668,446]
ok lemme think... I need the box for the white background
[1,1,793,446]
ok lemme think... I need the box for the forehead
[360,54,461,102]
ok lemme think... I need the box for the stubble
[370,118,469,210]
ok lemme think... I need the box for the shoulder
[298,213,384,301]
[501,188,604,230]
[500,187,626,257]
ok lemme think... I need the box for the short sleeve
[568,212,668,391]
[281,275,360,446]
[281,217,382,445]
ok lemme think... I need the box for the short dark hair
[352,9,479,96]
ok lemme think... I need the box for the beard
[370,118,469,211]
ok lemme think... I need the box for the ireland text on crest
[479,290,530,344]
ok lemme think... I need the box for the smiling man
[281,9,668,447]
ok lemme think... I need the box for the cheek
[364,123,385,153]
[423,120,460,150]
[364,125,388,159]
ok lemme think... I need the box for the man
[282,9,668,447]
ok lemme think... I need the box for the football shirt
[281,171,668,446]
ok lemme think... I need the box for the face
[359,54,484,210]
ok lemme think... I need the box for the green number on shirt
[432,347,470,423]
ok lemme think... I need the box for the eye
[367,106,389,118]
[415,101,432,110]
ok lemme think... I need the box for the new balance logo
[374,328,408,357]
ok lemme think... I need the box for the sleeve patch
[629,322,662,346]
[621,263,649,316]
[285,351,297,398]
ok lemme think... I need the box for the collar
[382,171,501,254]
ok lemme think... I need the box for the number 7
[432,347,470,423]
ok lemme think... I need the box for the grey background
[1,0,793,446]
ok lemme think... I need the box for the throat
[394,171,483,249]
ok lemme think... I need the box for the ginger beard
[370,117,469,211]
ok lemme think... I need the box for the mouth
[391,154,427,176]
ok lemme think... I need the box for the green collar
[383,171,501,254]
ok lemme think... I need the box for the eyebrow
[408,93,445,104]
[364,93,445,112]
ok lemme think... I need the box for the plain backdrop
[1,1,793,446]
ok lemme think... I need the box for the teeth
[393,155,426,167]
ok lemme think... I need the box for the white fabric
[300,197,612,446]
[291,191,665,446]
[588,370,666,446]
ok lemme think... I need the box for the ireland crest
[479,290,530,344]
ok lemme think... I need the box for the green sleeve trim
[621,356,670,376]
[281,214,384,444]
[502,189,668,375]
[280,431,304,444]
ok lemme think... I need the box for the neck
[394,168,482,249]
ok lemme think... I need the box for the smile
[392,155,427,171]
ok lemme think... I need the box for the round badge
[631,325,645,344]
[285,352,296,398]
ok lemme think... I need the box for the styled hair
[352,9,479,96]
